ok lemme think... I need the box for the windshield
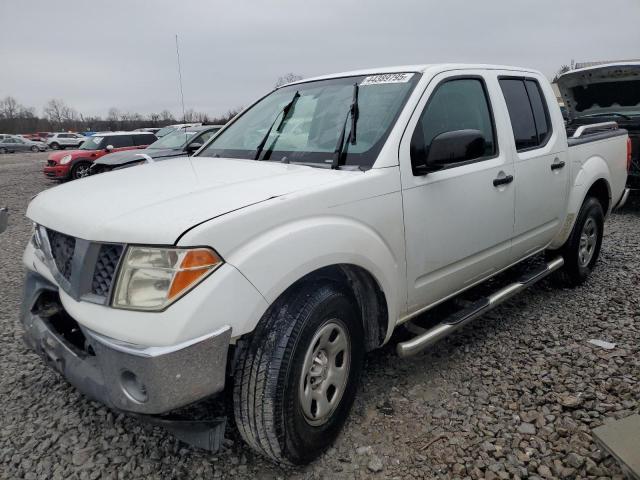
[198,73,420,169]
[148,130,195,149]
[79,136,104,150]
[155,126,177,137]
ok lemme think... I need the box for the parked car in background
[90,125,223,174]
[558,62,639,188]
[134,127,161,134]
[0,136,48,153]
[44,132,157,180]
[155,123,202,137]
[21,64,629,464]
[0,134,14,141]
[46,132,87,150]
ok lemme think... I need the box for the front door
[399,71,516,314]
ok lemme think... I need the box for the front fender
[221,216,402,341]
[549,155,611,249]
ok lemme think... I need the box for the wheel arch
[550,155,612,249]
[273,264,389,352]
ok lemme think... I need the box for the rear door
[498,75,569,259]
[399,70,516,313]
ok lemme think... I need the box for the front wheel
[31,145,39,152]
[233,282,364,465]
[0,147,6,154]
[70,161,92,180]
[550,196,604,286]
[50,142,59,149]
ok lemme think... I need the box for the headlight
[31,223,43,250]
[113,246,223,311]
[60,154,73,165]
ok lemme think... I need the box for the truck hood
[557,63,640,120]
[27,156,349,244]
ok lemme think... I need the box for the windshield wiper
[254,91,300,160]
[331,83,359,170]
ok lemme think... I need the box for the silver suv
[46,132,86,150]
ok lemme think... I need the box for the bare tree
[43,99,66,126]
[44,99,79,129]
[274,73,303,88]
[0,96,21,119]
[183,109,210,123]
[160,110,175,122]
[148,112,161,125]
[107,108,120,121]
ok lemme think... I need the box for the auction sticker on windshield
[360,73,415,85]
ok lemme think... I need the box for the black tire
[0,147,6,154]
[550,196,604,286]
[70,161,92,180]
[50,142,59,149]
[31,145,39,152]
[233,282,364,465]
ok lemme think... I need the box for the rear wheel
[70,161,91,180]
[50,142,59,149]
[550,196,604,286]
[233,282,364,465]
[0,147,6,154]
[30,145,39,152]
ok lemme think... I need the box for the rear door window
[133,134,156,146]
[499,79,538,151]
[108,135,134,148]
[499,77,553,151]
[525,80,552,146]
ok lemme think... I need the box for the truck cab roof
[285,63,543,87]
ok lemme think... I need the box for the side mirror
[412,129,486,175]
[105,145,114,152]
[185,142,203,155]
[0,207,8,234]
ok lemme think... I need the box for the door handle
[493,174,514,187]
[551,160,566,171]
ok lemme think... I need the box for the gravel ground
[1,152,638,480]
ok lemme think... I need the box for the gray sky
[1,0,639,119]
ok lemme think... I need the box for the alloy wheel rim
[578,217,597,267]
[76,165,90,178]
[299,319,350,426]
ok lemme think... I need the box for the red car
[44,132,157,180]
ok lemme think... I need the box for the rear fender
[549,155,611,249]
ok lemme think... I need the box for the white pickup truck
[21,64,630,464]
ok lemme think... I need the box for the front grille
[46,229,75,280]
[91,244,124,297]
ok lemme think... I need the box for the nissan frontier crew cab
[21,64,630,465]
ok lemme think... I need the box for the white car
[21,64,629,464]
[154,123,203,138]
[46,132,86,150]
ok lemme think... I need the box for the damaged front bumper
[21,270,231,450]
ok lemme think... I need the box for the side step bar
[397,257,564,358]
